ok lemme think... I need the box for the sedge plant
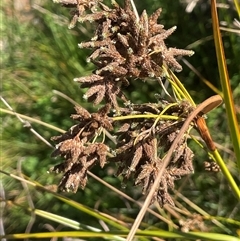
[1,0,240,240]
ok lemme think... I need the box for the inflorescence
[50,0,197,206]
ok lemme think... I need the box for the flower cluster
[50,0,195,206]
[50,104,112,192]
[58,0,193,108]
[110,100,194,206]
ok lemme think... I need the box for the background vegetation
[1,0,239,240]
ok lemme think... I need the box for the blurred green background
[1,0,239,237]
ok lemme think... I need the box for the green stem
[212,149,240,199]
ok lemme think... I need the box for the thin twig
[53,90,81,107]
[0,107,65,134]
[1,97,54,147]
[17,158,36,240]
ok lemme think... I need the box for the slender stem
[212,150,240,199]
[53,89,81,107]
[0,108,65,134]
[211,0,240,169]
[112,114,179,121]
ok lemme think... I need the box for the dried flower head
[58,0,193,108]
[110,99,194,206]
[51,0,197,207]
[50,104,112,192]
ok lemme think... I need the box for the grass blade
[211,0,240,169]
